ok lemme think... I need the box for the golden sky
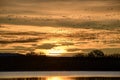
[0,0,120,56]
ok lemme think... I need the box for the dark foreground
[0,56,120,71]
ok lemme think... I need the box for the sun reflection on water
[47,77,62,80]
[46,77,72,80]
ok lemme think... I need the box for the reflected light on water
[47,77,62,80]
[46,77,72,80]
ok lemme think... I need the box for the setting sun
[48,48,66,56]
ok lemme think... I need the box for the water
[1,77,120,80]
[0,71,120,80]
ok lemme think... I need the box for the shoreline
[0,71,120,78]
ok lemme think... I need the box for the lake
[0,71,120,80]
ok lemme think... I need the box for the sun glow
[48,48,66,56]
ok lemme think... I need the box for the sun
[47,48,66,56]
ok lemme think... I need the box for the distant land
[0,50,120,71]
[0,0,120,71]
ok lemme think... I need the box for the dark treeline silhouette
[0,50,120,71]
[0,49,120,58]
[0,53,24,56]
[26,49,120,58]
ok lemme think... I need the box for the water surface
[0,71,120,80]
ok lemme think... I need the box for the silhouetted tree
[109,53,120,58]
[26,51,37,56]
[26,51,46,57]
[74,53,85,57]
[38,52,45,55]
[88,50,104,57]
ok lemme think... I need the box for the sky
[0,0,120,56]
